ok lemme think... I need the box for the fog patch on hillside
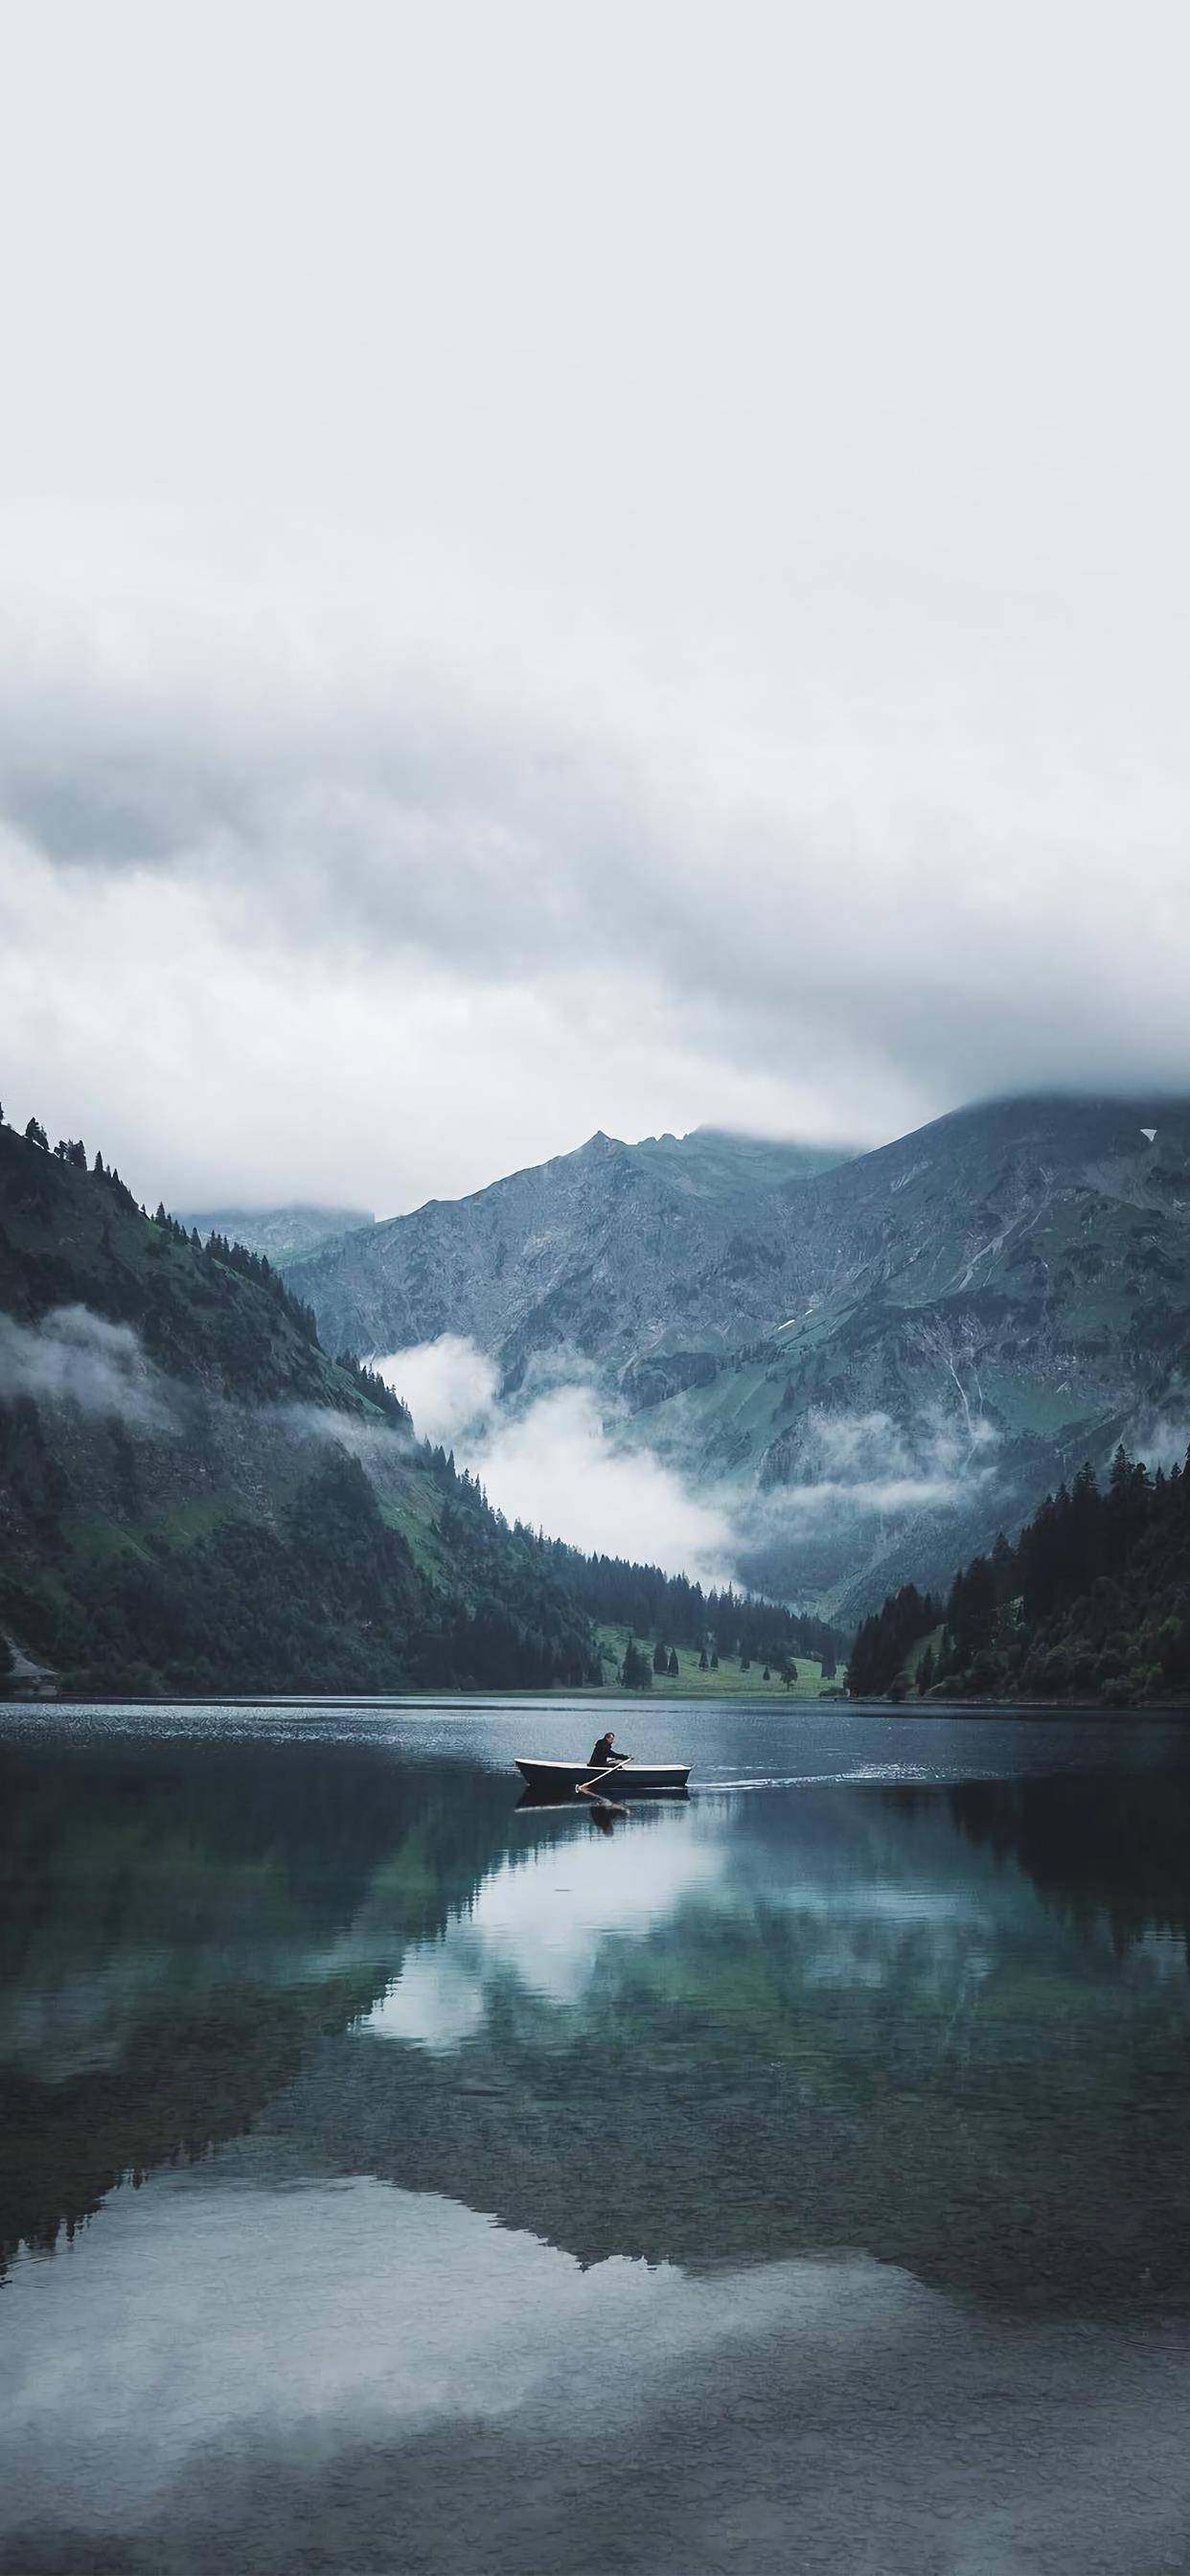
[378,1335,500,1453]
[1130,1414,1190,1475]
[760,1406,1001,1530]
[0,1306,173,1432]
[377,1336,735,1582]
[0,1308,418,1483]
[375,1341,1006,1595]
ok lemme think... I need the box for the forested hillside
[0,1115,593,1694]
[534,1534,838,1669]
[850,1445,1190,1706]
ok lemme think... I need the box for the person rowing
[588,1729,629,1768]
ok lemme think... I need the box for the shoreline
[4,1690,1190,1717]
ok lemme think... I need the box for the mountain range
[285,1097,1190,1616]
[286,1126,844,1372]
[0,1117,831,1693]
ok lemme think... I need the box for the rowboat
[515,1757,690,1799]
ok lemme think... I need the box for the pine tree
[668,1647,679,1676]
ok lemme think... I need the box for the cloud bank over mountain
[3,3,1190,1211]
[3,585,1188,1215]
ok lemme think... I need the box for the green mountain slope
[0,1130,365,1409]
[0,1120,593,1694]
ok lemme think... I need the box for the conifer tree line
[10,1106,140,1214]
[518,1530,840,1668]
[423,1468,841,1683]
[193,1229,322,1346]
[335,1350,412,1427]
[7,1104,403,1426]
[847,1584,940,1699]
[849,1445,1190,1707]
[4,1101,331,1356]
[617,1639,693,1687]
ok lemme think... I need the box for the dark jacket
[588,1738,629,1766]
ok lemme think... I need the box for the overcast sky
[3,0,1189,1213]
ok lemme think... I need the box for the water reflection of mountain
[0,1740,532,2269]
[5,1743,1190,2314]
[271,1774,1190,2312]
[948,1770,1190,1954]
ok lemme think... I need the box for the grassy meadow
[590,1625,841,1697]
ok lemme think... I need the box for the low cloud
[381,1335,500,1452]
[472,1381,736,1578]
[0,1309,419,1484]
[761,1407,1000,1530]
[378,1337,736,1581]
[0,1306,172,1432]
[266,1400,412,1460]
[1130,1415,1190,1475]
[377,1344,1002,1593]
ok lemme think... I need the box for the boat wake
[692,1762,944,1792]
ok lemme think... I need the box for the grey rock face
[286,1129,845,1371]
[287,1100,1190,1612]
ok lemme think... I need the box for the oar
[576,1760,629,1815]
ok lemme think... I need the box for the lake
[3,1697,1190,2575]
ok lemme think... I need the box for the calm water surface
[3,1698,1190,2574]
